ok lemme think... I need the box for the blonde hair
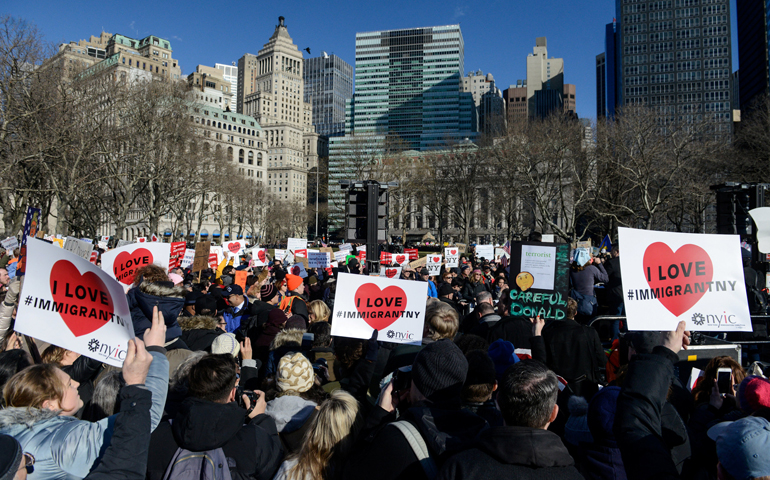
[3,364,66,409]
[424,302,459,341]
[308,300,330,324]
[284,390,362,480]
[41,345,68,366]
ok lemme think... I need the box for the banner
[17,206,41,277]
[426,255,442,276]
[101,242,171,287]
[169,242,187,269]
[404,248,418,260]
[618,227,752,332]
[507,241,570,320]
[15,238,134,367]
[63,237,93,261]
[330,273,427,344]
[1,236,18,252]
[380,266,402,278]
[475,244,494,261]
[445,248,459,268]
[180,249,195,269]
[308,251,331,269]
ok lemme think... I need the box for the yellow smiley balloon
[516,271,534,292]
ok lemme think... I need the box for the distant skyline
[8,0,740,121]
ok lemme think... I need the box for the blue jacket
[126,281,186,343]
[427,280,438,298]
[0,351,169,480]
[222,297,253,333]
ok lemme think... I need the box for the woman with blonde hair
[273,389,362,480]
[307,300,330,324]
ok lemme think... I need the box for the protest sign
[51,238,64,248]
[330,273,427,344]
[506,241,570,320]
[404,248,418,260]
[541,234,555,243]
[380,252,392,264]
[180,249,195,269]
[410,256,427,269]
[150,234,159,242]
[339,243,353,253]
[392,253,409,266]
[618,227,752,332]
[1,236,18,252]
[475,244,494,261]
[100,236,110,243]
[137,237,147,243]
[495,247,510,263]
[320,246,334,255]
[379,266,402,278]
[223,240,245,255]
[333,250,349,264]
[235,270,249,292]
[208,253,218,269]
[16,206,41,277]
[169,242,187,269]
[287,238,307,257]
[89,251,98,265]
[274,249,286,262]
[426,255,442,276]
[445,248,459,268]
[356,245,366,252]
[192,241,211,273]
[117,239,132,248]
[750,208,770,254]
[295,255,309,269]
[251,248,268,266]
[64,237,93,261]
[308,251,331,269]
[101,242,171,286]
[210,245,224,266]
[6,262,16,279]
[15,238,134,367]
[357,250,367,262]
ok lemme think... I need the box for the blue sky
[9,0,739,120]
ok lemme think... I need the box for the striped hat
[276,352,314,396]
[211,333,240,357]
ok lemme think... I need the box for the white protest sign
[308,251,331,269]
[379,266,402,279]
[137,237,147,243]
[63,237,93,260]
[180,249,195,269]
[250,248,268,266]
[7,262,17,279]
[541,234,555,243]
[101,242,171,288]
[334,250,350,264]
[339,243,353,253]
[475,244,494,261]
[426,254,442,276]
[618,227,752,332]
[750,207,770,254]
[356,245,366,252]
[287,238,308,257]
[210,245,224,266]
[520,244,556,290]
[495,247,510,262]
[274,249,286,262]
[1,236,19,252]
[117,239,132,247]
[445,247,459,268]
[392,253,410,266]
[223,240,246,256]
[330,273,427,344]
[15,238,134,367]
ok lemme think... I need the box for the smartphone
[392,366,413,393]
[717,368,732,394]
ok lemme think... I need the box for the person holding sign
[569,249,608,321]
[0,308,169,479]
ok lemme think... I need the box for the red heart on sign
[113,248,153,285]
[257,249,266,262]
[642,242,714,317]
[385,268,398,278]
[395,255,406,264]
[432,256,440,262]
[50,260,114,337]
[354,283,407,331]
[228,242,240,253]
[450,249,457,255]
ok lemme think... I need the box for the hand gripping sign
[101,242,171,289]
[618,227,752,332]
[15,238,134,367]
[330,273,427,344]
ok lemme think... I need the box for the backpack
[570,289,597,318]
[162,447,233,480]
[391,421,438,480]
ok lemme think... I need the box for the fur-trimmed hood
[178,315,219,331]
[270,328,305,351]
[127,281,186,343]
[0,406,60,431]
[137,281,187,299]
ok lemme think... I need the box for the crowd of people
[0,234,768,480]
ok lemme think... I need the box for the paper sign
[357,250,367,262]
[6,262,17,279]
[333,250,349,264]
[137,237,147,243]
[101,242,172,287]
[51,238,64,248]
[64,237,94,261]
[339,243,353,253]
[426,255,442,276]
[520,245,556,290]
[273,249,286,262]
[405,248,418,260]
[117,239,132,248]
[89,251,98,265]
[380,267,402,278]
[495,247,510,263]
[100,236,110,243]
[541,234,555,243]
[180,249,195,269]
[208,253,217,269]
[356,245,367,252]
[235,270,249,292]
[380,252,392,264]
[475,244,494,261]
[210,245,224,266]
[1,236,18,252]
[251,248,268,266]
[308,251,331,269]
[288,238,307,252]
[15,238,134,367]
[445,248,459,268]
[618,227,752,332]
[223,240,245,255]
[330,273,427,344]
[507,242,570,320]
[169,242,187,269]
[192,241,211,273]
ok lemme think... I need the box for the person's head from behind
[611,246,620,258]
[307,300,330,324]
[410,339,468,405]
[0,433,33,480]
[528,231,542,243]
[84,371,124,421]
[423,302,459,341]
[708,416,770,480]
[476,291,493,306]
[477,302,495,318]
[187,354,238,403]
[565,298,577,320]
[463,350,497,404]
[3,364,82,416]
[40,345,80,367]
[497,360,559,429]
[309,321,332,349]
[132,264,169,286]
[0,350,33,391]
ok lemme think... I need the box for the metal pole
[315,162,319,240]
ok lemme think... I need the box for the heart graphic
[643,242,714,317]
[354,283,407,331]
[228,242,241,253]
[385,269,398,278]
[113,248,153,285]
[395,255,406,264]
[450,249,457,255]
[257,249,266,262]
[50,260,114,337]
[432,256,440,263]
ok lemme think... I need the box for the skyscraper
[736,0,769,112]
[462,70,505,135]
[597,52,607,118]
[521,37,575,119]
[615,0,733,132]
[303,54,354,137]
[215,62,238,111]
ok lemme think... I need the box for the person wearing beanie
[211,333,241,357]
[461,350,503,427]
[345,339,488,479]
[181,290,204,317]
[739,375,770,414]
[279,274,309,323]
[488,339,520,380]
[564,396,593,447]
[0,434,24,480]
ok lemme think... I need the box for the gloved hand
[365,329,379,362]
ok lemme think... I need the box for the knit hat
[274,268,286,283]
[625,331,660,355]
[739,375,770,413]
[564,396,593,446]
[261,283,278,302]
[308,275,318,285]
[439,283,454,296]
[464,350,496,387]
[211,333,240,357]
[276,352,314,395]
[195,294,219,317]
[488,339,520,379]
[185,290,204,306]
[286,315,307,330]
[0,434,22,480]
[268,308,288,326]
[412,339,468,403]
[286,274,303,292]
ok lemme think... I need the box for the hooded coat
[126,281,187,343]
[178,315,223,352]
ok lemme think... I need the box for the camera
[235,386,260,410]
[392,366,412,393]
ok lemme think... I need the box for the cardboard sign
[15,238,134,367]
[223,240,246,255]
[17,206,41,277]
[330,273,427,344]
[404,248,418,260]
[1,236,18,252]
[180,249,195,269]
[507,242,570,320]
[409,256,427,269]
[192,241,211,273]
[101,242,171,287]
[426,255,442,276]
[320,247,334,254]
[308,251,331,269]
[475,244,494,261]
[251,248,268,266]
[169,242,187,269]
[380,266,402,278]
[445,248,459,268]
[618,227,752,332]
[235,270,249,292]
[63,237,93,261]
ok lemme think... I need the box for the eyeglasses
[20,453,34,474]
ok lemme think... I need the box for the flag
[599,235,612,253]
[502,240,510,255]
[321,240,328,248]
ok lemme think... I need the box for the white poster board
[445,247,459,268]
[330,273,427,344]
[308,251,331,269]
[750,207,770,254]
[287,238,307,257]
[180,249,195,269]
[101,242,171,287]
[333,250,349,264]
[1,236,19,252]
[426,254,442,276]
[250,248,268,266]
[476,244,494,260]
[274,249,286,262]
[223,240,246,255]
[380,266,402,279]
[618,227,752,332]
[392,253,410,266]
[520,244,556,290]
[63,237,93,261]
[15,238,134,367]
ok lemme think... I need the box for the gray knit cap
[412,339,468,403]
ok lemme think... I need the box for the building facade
[462,70,505,135]
[188,65,234,109]
[303,54,354,137]
[216,63,238,111]
[597,52,607,118]
[503,83,528,125]
[736,0,768,112]
[527,37,564,118]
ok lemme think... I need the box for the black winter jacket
[438,426,583,480]
[126,281,186,343]
[178,315,224,352]
[543,319,606,399]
